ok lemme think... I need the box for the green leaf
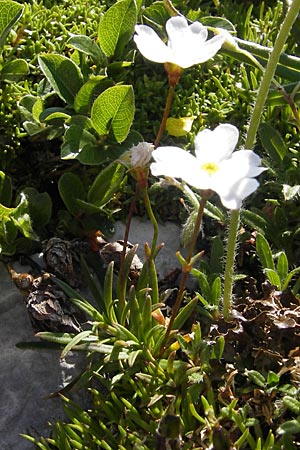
[256,232,275,270]
[22,187,52,227]
[245,369,265,388]
[98,0,137,58]
[211,336,225,360]
[277,419,300,436]
[0,58,28,82]
[10,192,35,239]
[258,123,288,164]
[180,209,198,248]
[277,251,288,285]
[210,235,224,274]
[68,35,107,66]
[61,330,92,359]
[38,54,83,105]
[282,396,300,414]
[172,297,198,330]
[88,162,125,207]
[264,268,281,288]
[143,1,170,25]
[0,171,12,205]
[211,277,221,306]
[0,0,23,52]
[91,85,135,143]
[74,76,111,114]
[61,124,97,160]
[58,172,86,216]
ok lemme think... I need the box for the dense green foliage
[2,0,300,448]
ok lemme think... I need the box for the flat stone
[113,217,186,278]
[0,262,82,449]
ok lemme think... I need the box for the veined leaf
[87,162,125,207]
[68,34,107,66]
[38,54,83,105]
[98,0,137,58]
[91,85,134,143]
[0,0,23,51]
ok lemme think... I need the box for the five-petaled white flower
[151,124,266,210]
[134,16,225,69]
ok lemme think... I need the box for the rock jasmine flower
[151,124,266,210]
[134,16,225,70]
[119,142,154,186]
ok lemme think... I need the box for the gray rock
[0,262,82,450]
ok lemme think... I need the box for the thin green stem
[154,85,175,148]
[245,0,300,149]
[223,209,240,320]
[118,183,140,310]
[141,185,159,259]
[160,194,208,355]
[222,0,300,320]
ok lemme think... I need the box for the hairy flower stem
[222,0,300,320]
[246,0,300,149]
[154,85,175,148]
[223,209,240,320]
[160,194,208,355]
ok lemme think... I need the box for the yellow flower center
[201,162,219,175]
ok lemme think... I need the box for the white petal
[229,150,266,177]
[151,146,197,181]
[219,178,259,210]
[134,25,171,63]
[194,124,239,162]
[166,17,207,68]
[190,34,225,65]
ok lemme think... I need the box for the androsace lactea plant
[151,123,266,210]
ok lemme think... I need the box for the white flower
[130,142,154,167]
[119,142,154,169]
[134,16,225,69]
[151,124,266,210]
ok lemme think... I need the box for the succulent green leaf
[0,58,28,82]
[38,54,83,105]
[282,396,300,415]
[0,0,23,51]
[98,0,137,58]
[265,268,281,288]
[68,35,107,66]
[91,85,134,143]
[259,123,288,164]
[58,172,86,216]
[277,251,289,285]
[211,277,221,306]
[172,298,198,330]
[88,162,125,207]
